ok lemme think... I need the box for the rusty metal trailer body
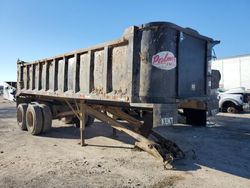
[16,22,219,167]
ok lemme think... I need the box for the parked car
[218,87,249,113]
[3,82,16,102]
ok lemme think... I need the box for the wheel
[17,103,28,130]
[39,104,52,133]
[227,106,238,113]
[184,109,207,126]
[26,104,43,135]
[72,115,95,128]
[222,102,238,113]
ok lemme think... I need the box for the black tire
[26,104,43,135]
[184,109,207,126]
[73,115,95,128]
[17,103,28,130]
[39,104,52,133]
[222,101,239,113]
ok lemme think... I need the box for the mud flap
[184,109,207,126]
[153,103,178,127]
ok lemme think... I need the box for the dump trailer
[16,22,219,168]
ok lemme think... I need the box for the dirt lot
[0,96,250,188]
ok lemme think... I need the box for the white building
[212,54,250,91]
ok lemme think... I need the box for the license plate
[161,117,173,126]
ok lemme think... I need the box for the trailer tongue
[64,102,185,169]
[16,22,219,168]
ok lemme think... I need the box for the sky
[0,0,249,84]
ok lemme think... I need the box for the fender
[219,98,241,109]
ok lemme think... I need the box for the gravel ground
[0,96,250,188]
